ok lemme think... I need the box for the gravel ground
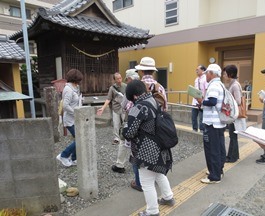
[55,125,204,216]
[55,126,265,216]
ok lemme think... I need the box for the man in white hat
[196,63,226,184]
[135,57,167,111]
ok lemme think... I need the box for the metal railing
[166,90,252,110]
[166,91,189,104]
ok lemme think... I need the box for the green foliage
[0,208,27,216]
[19,56,40,97]
[19,56,39,86]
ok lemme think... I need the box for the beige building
[0,0,60,34]
[0,0,59,52]
[103,0,265,110]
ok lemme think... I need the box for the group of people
[56,57,175,216]
[193,63,265,185]
[55,58,265,216]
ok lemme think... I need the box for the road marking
[130,138,259,216]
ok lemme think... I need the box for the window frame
[113,0,133,12]
[10,6,31,20]
[165,0,179,26]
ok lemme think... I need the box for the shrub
[0,208,27,216]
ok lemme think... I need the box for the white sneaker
[71,160,77,166]
[205,170,224,179]
[56,154,72,167]
[200,177,220,184]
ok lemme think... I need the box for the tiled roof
[0,35,25,63]
[38,9,150,39]
[10,0,153,46]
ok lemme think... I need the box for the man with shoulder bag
[97,72,127,145]
[196,64,226,184]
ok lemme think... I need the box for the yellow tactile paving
[130,138,260,216]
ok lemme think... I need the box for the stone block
[177,128,203,145]
[11,159,55,180]
[0,159,12,180]
[0,118,53,140]
[0,118,60,214]
[8,138,54,159]
[0,180,15,198]
[15,175,59,198]
[75,106,98,200]
[0,141,10,161]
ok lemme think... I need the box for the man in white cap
[135,57,167,111]
[111,69,140,174]
[196,63,226,184]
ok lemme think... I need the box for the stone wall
[0,118,60,215]
[168,104,192,124]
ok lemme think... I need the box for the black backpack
[142,101,178,149]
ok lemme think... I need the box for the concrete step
[94,107,112,127]
[246,109,263,124]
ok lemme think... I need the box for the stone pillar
[75,106,98,200]
[43,87,60,142]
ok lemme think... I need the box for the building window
[113,0,133,11]
[165,0,178,26]
[10,6,31,19]
[18,42,36,55]
[129,61,137,69]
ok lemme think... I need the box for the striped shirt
[203,78,226,128]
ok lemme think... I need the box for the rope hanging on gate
[72,44,115,58]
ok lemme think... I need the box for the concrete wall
[0,118,60,215]
[102,0,263,35]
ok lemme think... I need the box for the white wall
[103,0,264,35]
[207,0,257,24]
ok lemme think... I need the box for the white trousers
[115,141,129,168]
[112,110,125,141]
[139,167,173,215]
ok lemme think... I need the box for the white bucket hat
[124,69,139,81]
[135,57,158,71]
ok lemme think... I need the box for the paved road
[76,124,265,216]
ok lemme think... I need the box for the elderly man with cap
[196,63,226,184]
[255,69,265,164]
[111,69,140,174]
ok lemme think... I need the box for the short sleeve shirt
[107,82,127,113]
[203,78,226,128]
[192,74,208,106]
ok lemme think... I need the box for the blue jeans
[133,164,141,187]
[192,108,204,131]
[61,125,76,161]
[203,125,226,181]
[227,123,239,161]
